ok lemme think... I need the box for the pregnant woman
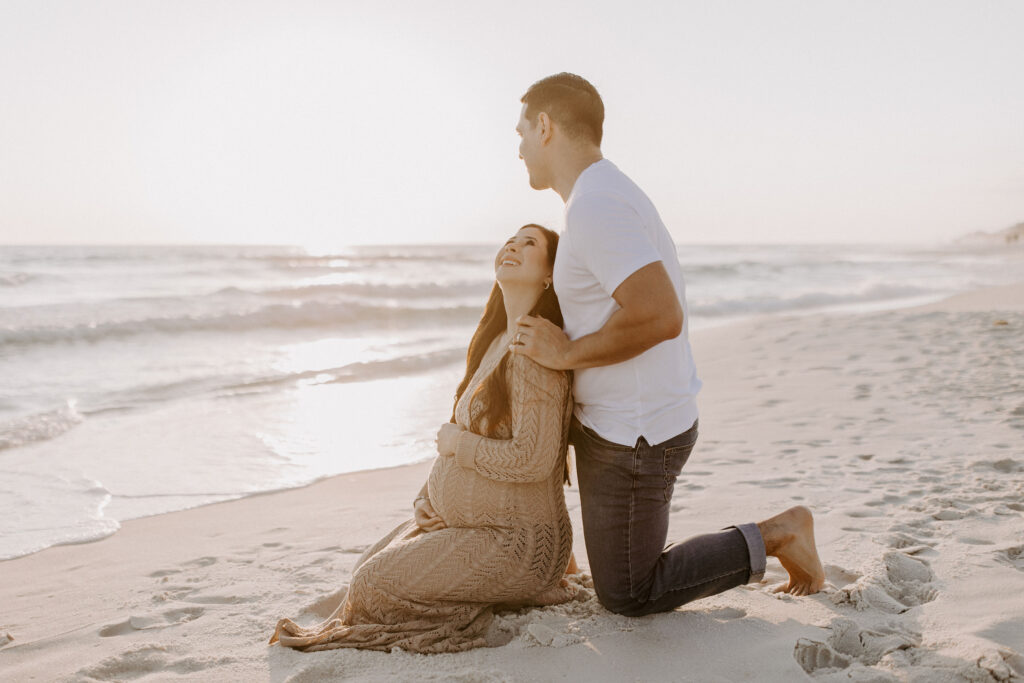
[271,224,579,653]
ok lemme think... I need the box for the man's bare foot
[757,505,825,596]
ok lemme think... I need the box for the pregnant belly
[427,456,510,528]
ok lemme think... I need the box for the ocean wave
[0,475,118,560]
[691,283,935,318]
[0,245,303,264]
[221,346,466,395]
[0,400,84,451]
[685,262,784,278]
[214,280,492,301]
[0,272,37,287]
[254,250,490,268]
[1,246,490,269]
[80,346,467,414]
[0,300,483,346]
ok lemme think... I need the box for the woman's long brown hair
[451,224,571,483]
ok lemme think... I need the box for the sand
[2,283,1022,682]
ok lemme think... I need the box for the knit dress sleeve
[453,353,569,483]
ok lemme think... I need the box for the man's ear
[537,112,553,145]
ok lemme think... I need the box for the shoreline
[2,281,1022,681]
[5,278,1019,565]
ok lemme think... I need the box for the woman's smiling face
[494,226,552,289]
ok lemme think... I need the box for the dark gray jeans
[572,417,766,616]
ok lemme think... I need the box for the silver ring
[515,332,522,344]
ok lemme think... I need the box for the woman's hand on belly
[436,422,464,456]
[414,498,447,532]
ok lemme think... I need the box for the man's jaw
[528,174,550,191]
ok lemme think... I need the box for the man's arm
[513,260,682,371]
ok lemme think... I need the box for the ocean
[1,242,1020,560]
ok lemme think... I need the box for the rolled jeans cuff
[732,522,767,584]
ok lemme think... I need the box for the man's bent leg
[574,420,766,617]
[572,420,635,609]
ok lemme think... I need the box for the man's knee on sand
[592,581,653,617]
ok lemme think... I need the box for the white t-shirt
[553,159,701,446]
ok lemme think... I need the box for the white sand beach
[2,283,1022,682]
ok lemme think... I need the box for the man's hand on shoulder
[512,315,573,370]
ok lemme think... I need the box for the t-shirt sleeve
[566,191,662,296]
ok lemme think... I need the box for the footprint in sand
[973,458,1024,474]
[99,607,205,637]
[995,546,1024,572]
[824,564,861,586]
[992,458,1024,473]
[75,645,239,681]
[831,551,936,614]
[842,508,885,519]
[863,494,904,508]
[314,545,343,553]
[888,521,935,538]
[795,618,920,674]
[147,568,181,578]
[184,593,245,605]
[793,637,853,674]
[930,507,969,521]
[885,552,937,604]
[706,607,746,620]
[340,545,370,554]
[739,476,799,489]
[955,536,994,546]
[883,531,935,553]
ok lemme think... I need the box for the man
[512,73,824,616]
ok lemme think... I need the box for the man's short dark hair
[521,73,604,147]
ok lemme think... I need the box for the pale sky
[1,0,1022,247]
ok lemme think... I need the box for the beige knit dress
[270,333,575,653]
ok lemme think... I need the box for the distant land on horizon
[955,221,1024,246]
